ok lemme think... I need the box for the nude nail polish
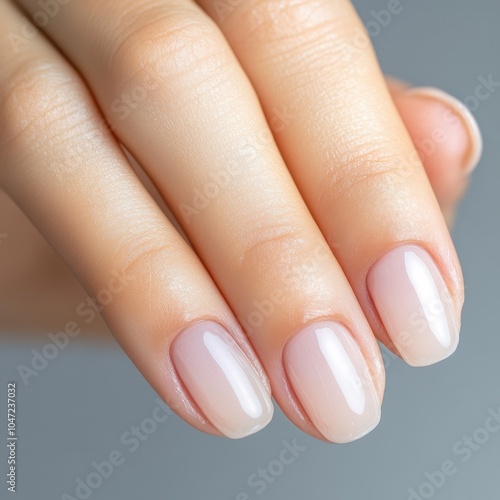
[171,321,273,439]
[367,244,460,367]
[283,321,381,443]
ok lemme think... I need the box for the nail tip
[403,340,459,368]
[226,406,275,439]
[325,411,381,444]
[457,103,483,174]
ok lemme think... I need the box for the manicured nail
[283,321,381,444]
[171,321,273,439]
[367,244,460,367]
[405,87,483,174]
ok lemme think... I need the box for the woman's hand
[0,0,481,442]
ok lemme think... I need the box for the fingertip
[389,84,481,213]
[403,87,483,175]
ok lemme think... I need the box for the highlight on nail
[367,244,460,367]
[171,320,274,439]
[283,321,381,443]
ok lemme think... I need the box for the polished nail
[367,244,460,367]
[283,321,381,443]
[171,321,273,439]
[405,87,483,174]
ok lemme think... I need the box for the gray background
[1,0,499,499]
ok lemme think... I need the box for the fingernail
[367,244,460,367]
[283,321,381,444]
[171,321,274,439]
[405,87,483,174]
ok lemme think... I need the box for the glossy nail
[283,321,381,443]
[171,321,273,439]
[367,244,460,367]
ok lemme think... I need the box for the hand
[0,0,481,442]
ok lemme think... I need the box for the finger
[18,0,387,442]
[8,78,475,333]
[198,0,467,365]
[387,80,482,224]
[0,3,273,439]
[9,76,479,332]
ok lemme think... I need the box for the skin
[0,0,479,440]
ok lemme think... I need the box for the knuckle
[94,235,181,309]
[0,57,89,164]
[233,0,370,85]
[319,141,414,206]
[236,0,348,51]
[115,237,177,283]
[106,8,230,101]
[239,217,309,274]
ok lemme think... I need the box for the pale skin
[0,1,481,441]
